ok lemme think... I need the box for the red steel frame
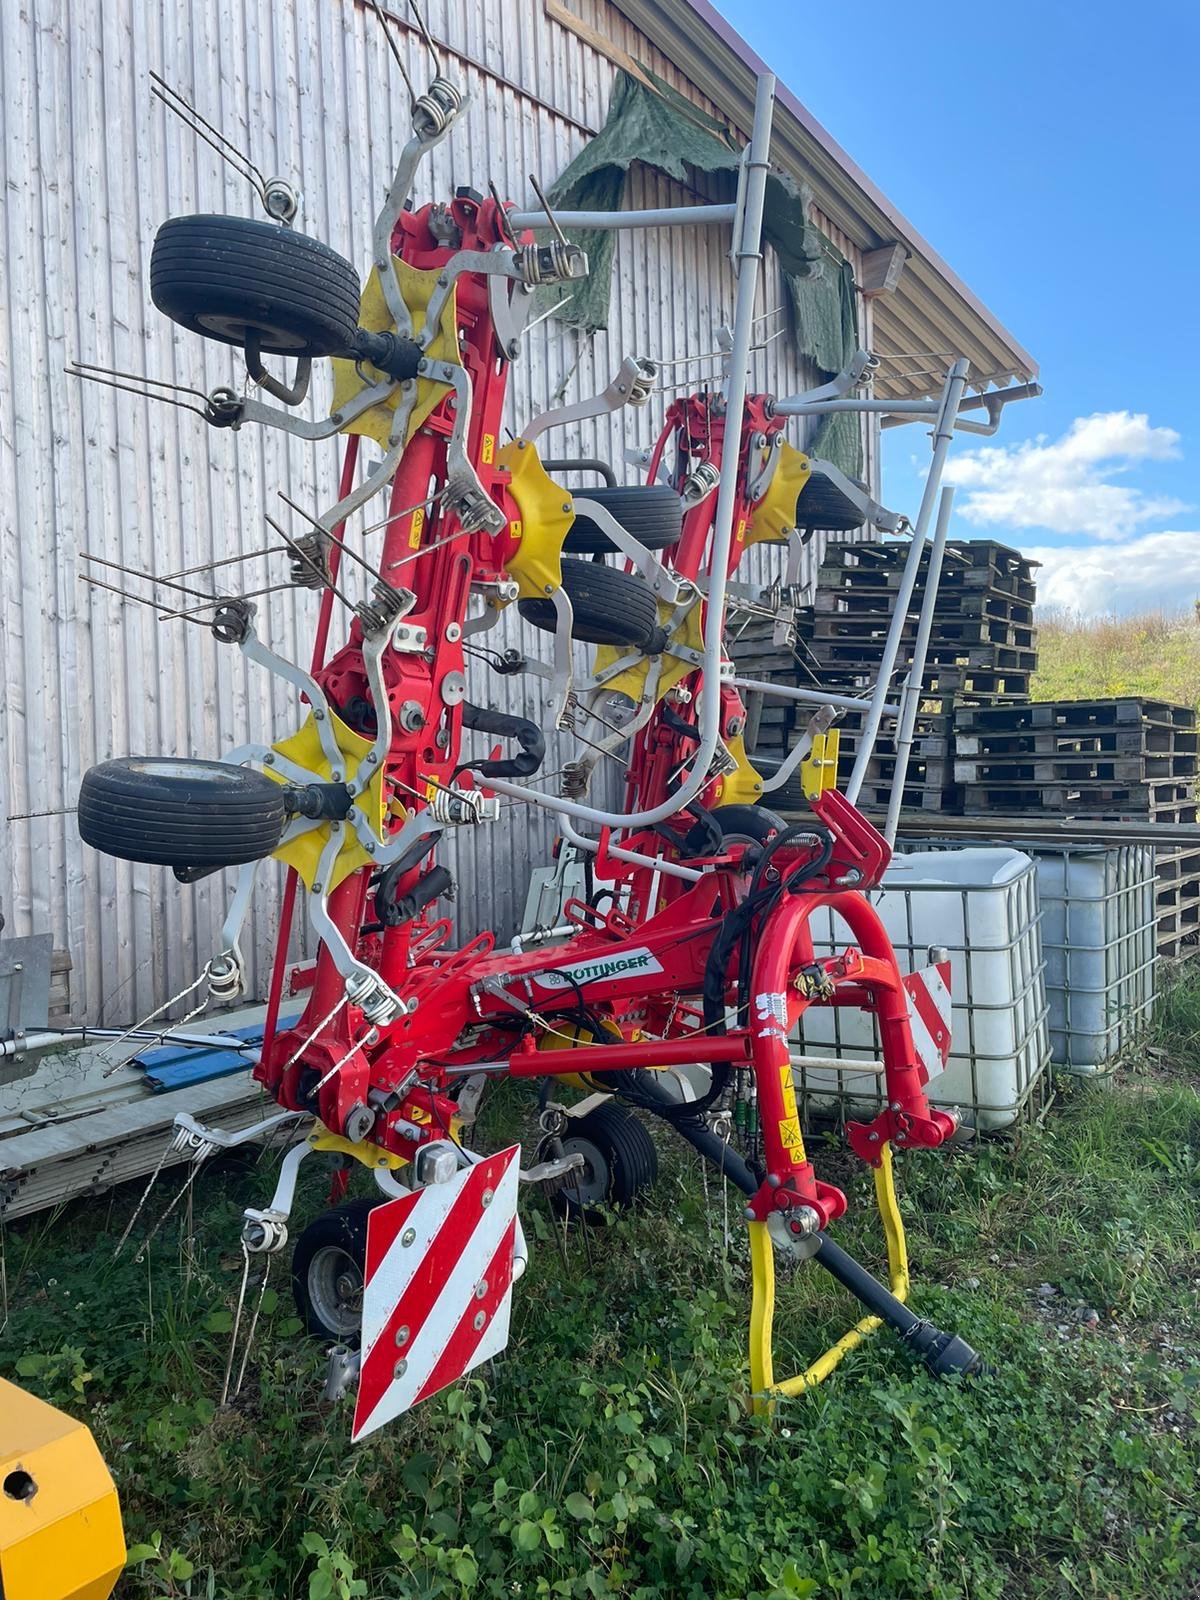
[252,186,955,1232]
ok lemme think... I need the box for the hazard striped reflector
[903,961,952,1084]
[352,1144,521,1443]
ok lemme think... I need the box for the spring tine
[149,71,268,202]
[133,1141,214,1264]
[160,581,299,620]
[368,0,417,101]
[81,573,212,626]
[112,1130,186,1259]
[220,1241,253,1406]
[81,551,219,604]
[384,527,468,571]
[158,546,286,584]
[65,362,212,418]
[231,1254,272,1399]
[521,295,572,337]
[262,513,359,610]
[276,493,393,591]
[357,491,439,541]
[403,0,442,74]
[528,173,569,247]
[68,359,212,404]
[488,180,518,246]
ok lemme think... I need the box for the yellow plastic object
[800,729,840,800]
[264,711,386,893]
[330,259,460,448]
[749,1142,909,1412]
[496,440,575,600]
[537,1017,624,1092]
[0,1378,125,1600]
[744,441,812,548]
[709,733,764,807]
[592,593,704,706]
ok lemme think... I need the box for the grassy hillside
[1033,608,1200,709]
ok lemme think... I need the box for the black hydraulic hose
[634,1070,756,1191]
[458,702,545,779]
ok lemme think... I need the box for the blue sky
[719,0,1200,614]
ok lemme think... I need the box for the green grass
[1033,608,1200,709]
[2,1000,1199,1600]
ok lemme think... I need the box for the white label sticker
[533,947,664,991]
[755,991,788,1030]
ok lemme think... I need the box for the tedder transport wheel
[563,485,683,554]
[518,557,662,649]
[683,802,786,856]
[748,752,806,811]
[150,214,362,356]
[547,1102,658,1223]
[77,757,287,867]
[291,1199,380,1345]
[794,468,867,532]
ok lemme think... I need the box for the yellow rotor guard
[496,440,576,601]
[263,711,386,894]
[745,440,812,547]
[749,1141,910,1413]
[0,1379,125,1600]
[330,259,460,449]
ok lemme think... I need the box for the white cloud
[1027,531,1200,616]
[944,411,1187,539]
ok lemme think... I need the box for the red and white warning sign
[903,960,952,1084]
[352,1144,521,1443]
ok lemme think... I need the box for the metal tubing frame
[845,358,970,803]
[486,71,778,833]
[508,201,738,232]
[884,486,954,843]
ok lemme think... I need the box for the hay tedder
[70,7,1036,1438]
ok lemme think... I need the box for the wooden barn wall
[0,0,862,1022]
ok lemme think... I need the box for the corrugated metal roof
[610,0,1039,400]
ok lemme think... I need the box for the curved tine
[368,0,417,101]
[149,70,268,202]
[80,551,219,603]
[276,491,392,590]
[404,0,442,74]
[81,573,214,626]
[66,362,213,418]
[527,173,569,246]
[262,513,359,610]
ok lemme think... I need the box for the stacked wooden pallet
[953,698,1200,958]
[732,539,1039,812]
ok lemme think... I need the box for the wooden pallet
[955,752,1198,785]
[954,697,1196,734]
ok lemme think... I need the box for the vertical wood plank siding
[0,0,862,1021]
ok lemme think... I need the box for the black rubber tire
[683,802,786,856]
[519,556,661,649]
[750,752,805,810]
[795,469,866,532]
[291,1199,380,1345]
[150,214,361,357]
[563,486,683,555]
[77,757,287,868]
[548,1102,658,1222]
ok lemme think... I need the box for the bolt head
[401,1227,417,1247]
[474,1278,488,1299]
[481,1188,494,1208]
[394,1358,408,1378]
[264,753,275,765]
[395,1324,410,1346]
[472,1310,486,1331]
[766,1173,781,1188]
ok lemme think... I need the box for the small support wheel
[683,803,786,856]
[291,1198,380,1346]
[77,757,288,868]
[518,557,662,649]
[151,214,362,357]
[563,486,683,554]
[544,1101,658,1222]
[794,469,867,532]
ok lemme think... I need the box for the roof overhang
[611,0,1039,401]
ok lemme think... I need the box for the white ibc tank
[1034,846,1157,1073]
[795,848,1050,1131]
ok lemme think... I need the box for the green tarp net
[541,69,862,477]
